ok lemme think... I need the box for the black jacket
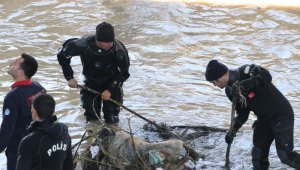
[57,35,130,92]
[225,64,293,130]
[16,116,73,170]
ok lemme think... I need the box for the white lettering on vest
[47,149,52,156]
[47,141,68,157]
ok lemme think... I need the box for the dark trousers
[80,79,123,123]
[252,118,300,170]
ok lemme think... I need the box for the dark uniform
[57,35,130,123]
[16,116,73,170]
[0,80,45,170]
[225,64,300,169]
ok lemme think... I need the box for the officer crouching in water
[205,60,300,169]
[16,93,73,170]
[57,22,130,124]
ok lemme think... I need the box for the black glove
[225,128,237,144]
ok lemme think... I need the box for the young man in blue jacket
[205,60,300,169]
[16,93,73,170]
[0,53,45,170]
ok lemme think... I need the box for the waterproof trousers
[80,79,123,123]
[252,118,300,170]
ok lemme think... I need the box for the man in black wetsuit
[205,60,300,169]
[16,93,73,170]
[57,22,130,124]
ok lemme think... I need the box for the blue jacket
[0,80,45,156]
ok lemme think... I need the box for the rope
[72,130,92,160]
[92,95,101,121]
[127,118,149,168]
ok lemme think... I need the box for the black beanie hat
[96,22,115,42]
[205,60,228,81]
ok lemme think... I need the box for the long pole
[77,86,167,130]
[225,81,239,169]
[77,84,182,138]
[77,84,199,160]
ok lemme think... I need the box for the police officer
[0,53,45,170]
[205,60,300,169]
[57,22,130,124]
[16,93,73,170]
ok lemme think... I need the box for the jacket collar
[27,115,57,132]
[227,70,240,86]
[11,79,32,89]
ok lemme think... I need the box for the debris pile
[78,128,197,170]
